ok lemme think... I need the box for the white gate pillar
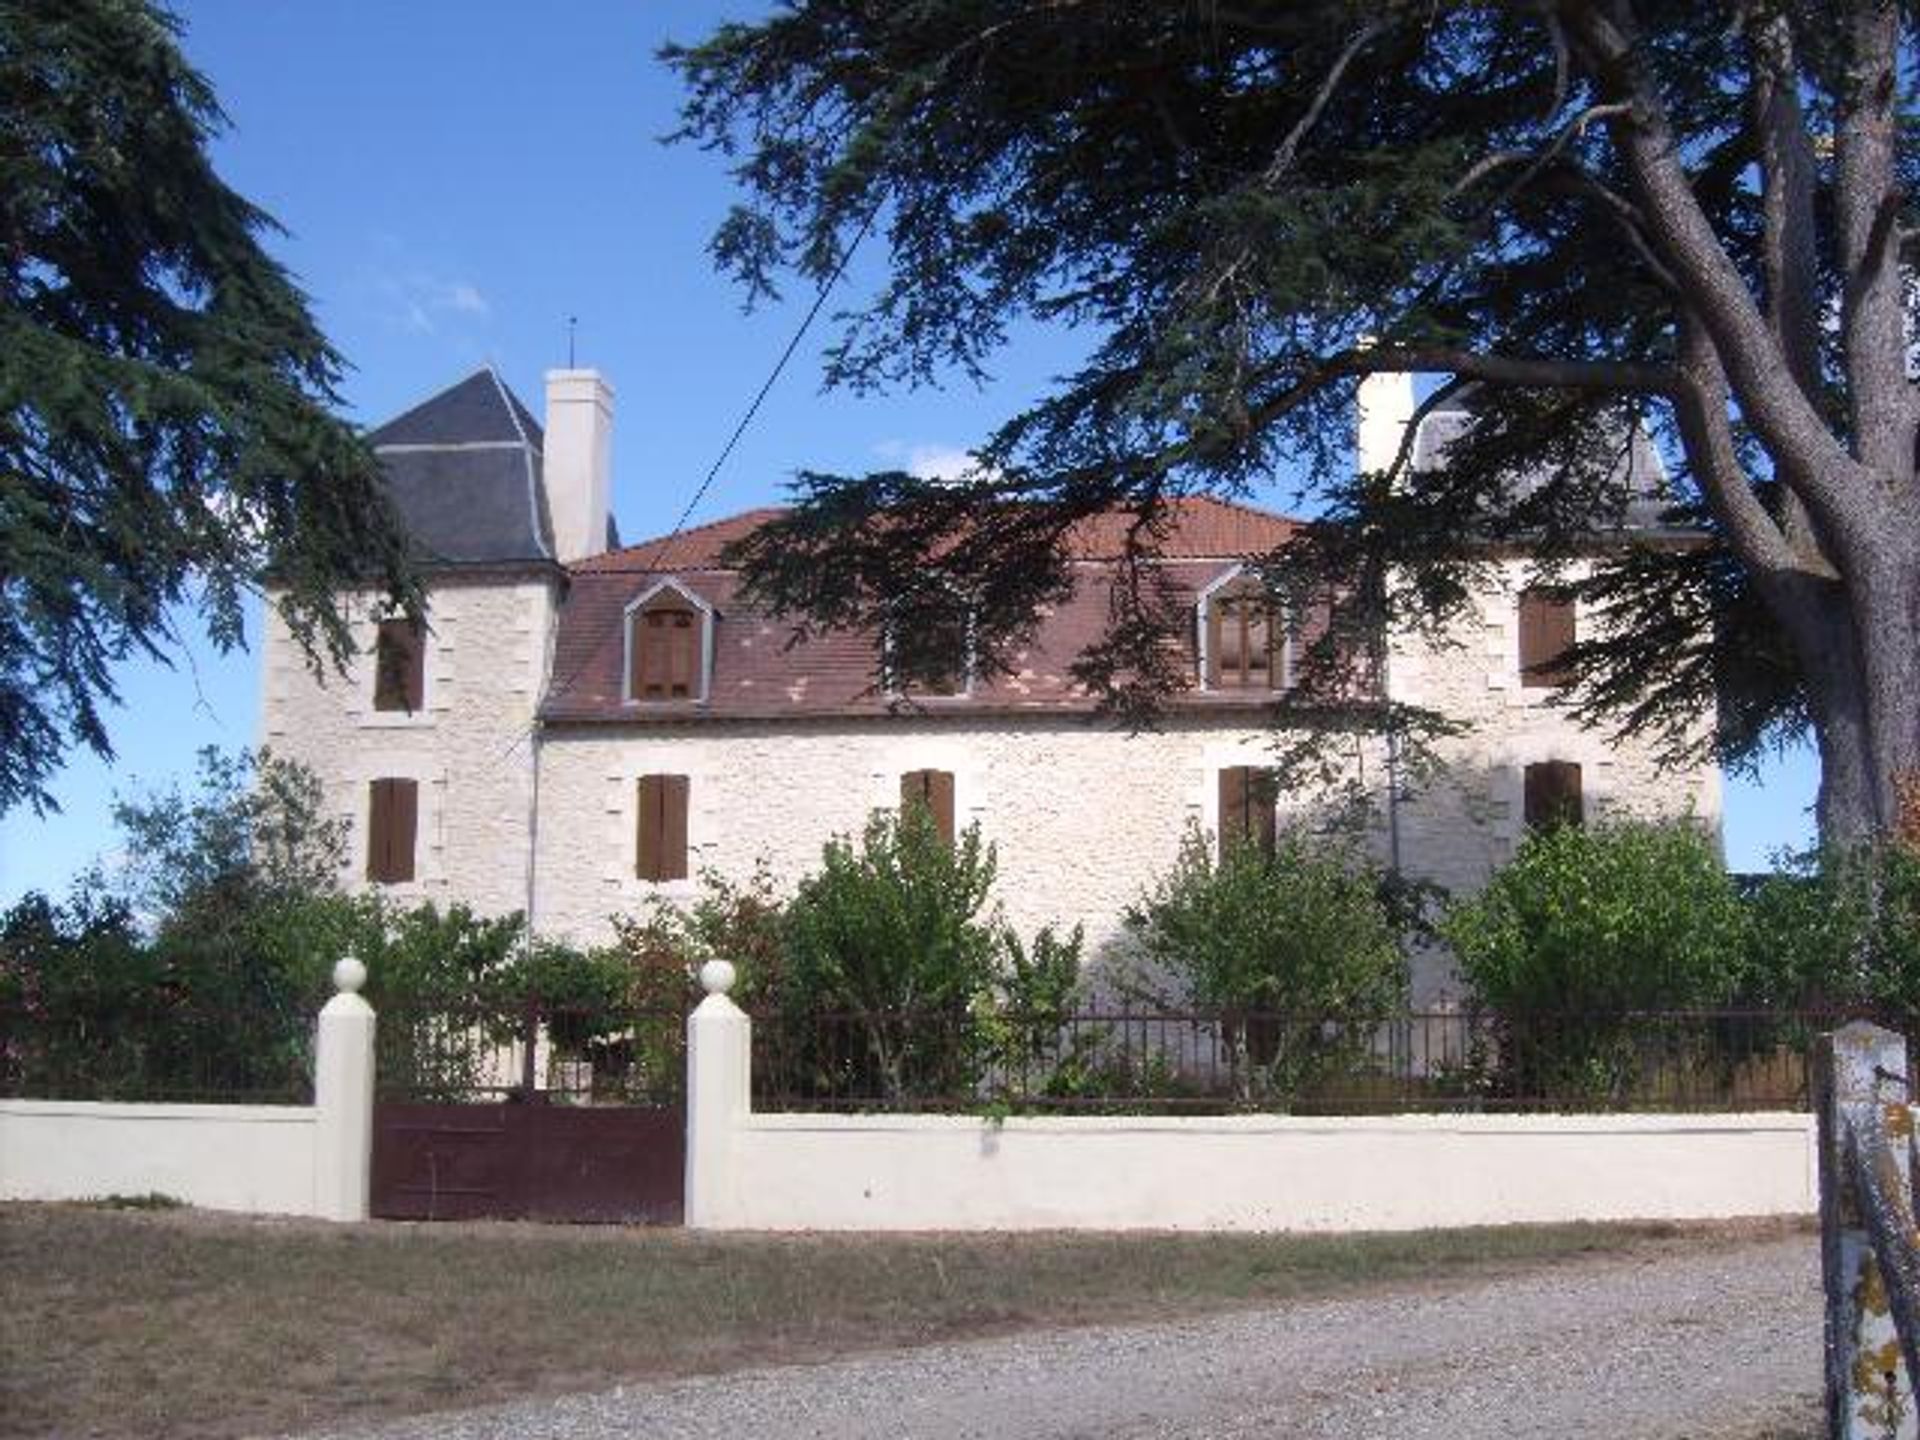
[685,959,750,1229]
[313,957,377,1223]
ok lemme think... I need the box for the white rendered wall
[0,1101,318,1215]
[699,1109,1811,1233]
[259,574,556,919]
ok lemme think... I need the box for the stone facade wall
[264,555,1718,1004]
[257,573,557,917]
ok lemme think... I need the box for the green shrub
[1444,819,1747,1015]
[610,864,787,1012]
[1442,818,1748,1104]
[1744,844,1920,1026]
[1125,826,1407,1101]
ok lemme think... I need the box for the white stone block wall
[259,574,557,919]
[264,560,1719,1004]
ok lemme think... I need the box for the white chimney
[1356,369,1416,478]
[543,369,615,564]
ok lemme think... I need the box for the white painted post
[685,958,750,1229]
[313,956,376,1223]
[1817,1021,1918,1439]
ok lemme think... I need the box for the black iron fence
[375,1001,686,1106]
[750,1007,1867,1115]
[0,1005,318,1104]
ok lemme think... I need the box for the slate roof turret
[366,368,556,567]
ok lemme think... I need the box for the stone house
[258,366,1719,1001]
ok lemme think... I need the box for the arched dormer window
[1198,569,1286,692]
[624,580,715,704]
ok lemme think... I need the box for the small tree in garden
[779,804,1004,1103]
[1125,826,1406,1103]
[1442,818,1748,1103]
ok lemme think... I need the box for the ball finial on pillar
[332,955,368,995]
[698,959,737,997]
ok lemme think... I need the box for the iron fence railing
[374,1002,686,1106]
[0,1011,318,1105]
[749,1007,1873,1115]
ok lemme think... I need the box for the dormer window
[1200,572,1284,691]
[879,603,973,699]
[624,581,714,704]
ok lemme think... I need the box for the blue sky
[0,2,1819,903]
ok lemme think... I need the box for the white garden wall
[704,1109,1813,1233]
[0,1100,318,1215]
[0,963,377,1221]
[684,984,1814,1234]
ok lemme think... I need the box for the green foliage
[609,864,787,1012]
[1441,818,1749,1104]
[782,805,1002,1020]
[666,2,1920,839]
[1744,846,1920,1028]
[1443,819,1747,1018]
[1125,825,1407,1101]
[111,746,346,923]
[1,0,417,816]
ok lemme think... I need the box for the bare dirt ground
[295,1229,1821,1440]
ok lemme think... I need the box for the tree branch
[1832,0,1916,475]
[1746,10,1823,400]
[1560,1,1886,554]
[1261,20,1389,187]
[1671,319,1792,576]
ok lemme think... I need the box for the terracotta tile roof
[545,496,1305,725]
[575,495,1299,573]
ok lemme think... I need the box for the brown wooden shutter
[367,777,418,883]
[1518,588,1575,688]
[637,774,691,881]
[373,620,424,712]
[1218,767,1278,858]
[900,770,957,843]
[1523,761,1583,831]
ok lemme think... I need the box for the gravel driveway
[300,1233,1820,1440]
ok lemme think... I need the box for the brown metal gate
[369,1001,685,1224]
[371,1099,683,1223]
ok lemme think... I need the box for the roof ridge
[595,505,789,565]
[480,365,552,563]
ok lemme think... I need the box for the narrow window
[1517,587,1575,689]
[1523,761,1583,832]
[1206,582,1281,690]
[1218,767,1279,858]
[366,777,418,883]
[900,769,957,843]
[630,601,702,702]
[373,618,425,712]
[636,774,690,881]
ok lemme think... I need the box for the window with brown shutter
[366,777,418,883]
[1205,580,1281,690]
[1218,766,1279,858]
[373,619,425,712]
[1523,761,1583,832]
[629,598,704,702]
[900,769,957,843]
[636,774,691,881]
[1517,587,1575,689]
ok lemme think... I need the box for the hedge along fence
[748,1006,1853,1116]
[687,967,1822,1233]
[0,960,377,1220]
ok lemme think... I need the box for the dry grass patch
[0,1203,1806,1439]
